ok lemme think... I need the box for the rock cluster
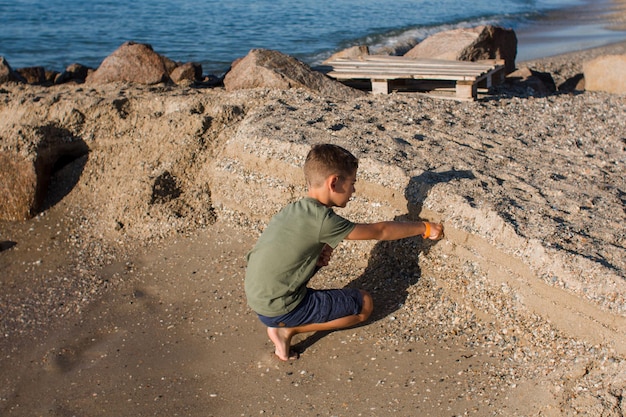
[0,42,209,87]
[85,41,205,86]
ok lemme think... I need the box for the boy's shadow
[293,169,474,353]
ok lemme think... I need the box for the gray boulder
[224,49,365,100]
[404,25,517,74]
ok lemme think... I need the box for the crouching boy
[245,143,444,361]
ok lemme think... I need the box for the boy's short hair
[304,143,358,187]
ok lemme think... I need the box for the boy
[245,143,444,361]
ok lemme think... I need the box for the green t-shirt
[245,197,356,317]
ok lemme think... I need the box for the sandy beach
[1,27,626,417]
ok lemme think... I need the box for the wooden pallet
[324,55,505,100]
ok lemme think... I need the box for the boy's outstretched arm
[346,221,444,241]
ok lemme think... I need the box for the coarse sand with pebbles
[1,42,626,416]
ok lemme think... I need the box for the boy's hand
[424,222,445,240]
[316,244,334,267]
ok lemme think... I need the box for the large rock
[15,66,47,84]
[55,63,92,84]
[404,25,517,73]
[405,28,479,61]
[0,56,25,84]
[558,74,585,93]
[0,124,89,221]
[505,67,556,96]
[224,49,365,100]
[0,153,38,220]
[583,55,626,94]
[323,45,370,64]
[86,42,171,85]
[170,62,203,85]
[45,70,60,84]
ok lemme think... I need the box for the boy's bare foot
[267,327,298,361]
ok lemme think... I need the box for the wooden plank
[328,64,492,73]
[328,55,496,64]
[328,68,491,77]
[327,70,486,81]
[329,62,496,73]
[326,56,501,71]
[332,62,496,70]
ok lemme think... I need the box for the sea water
[0,0,624,76]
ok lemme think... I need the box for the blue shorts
[257,288,364,328]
